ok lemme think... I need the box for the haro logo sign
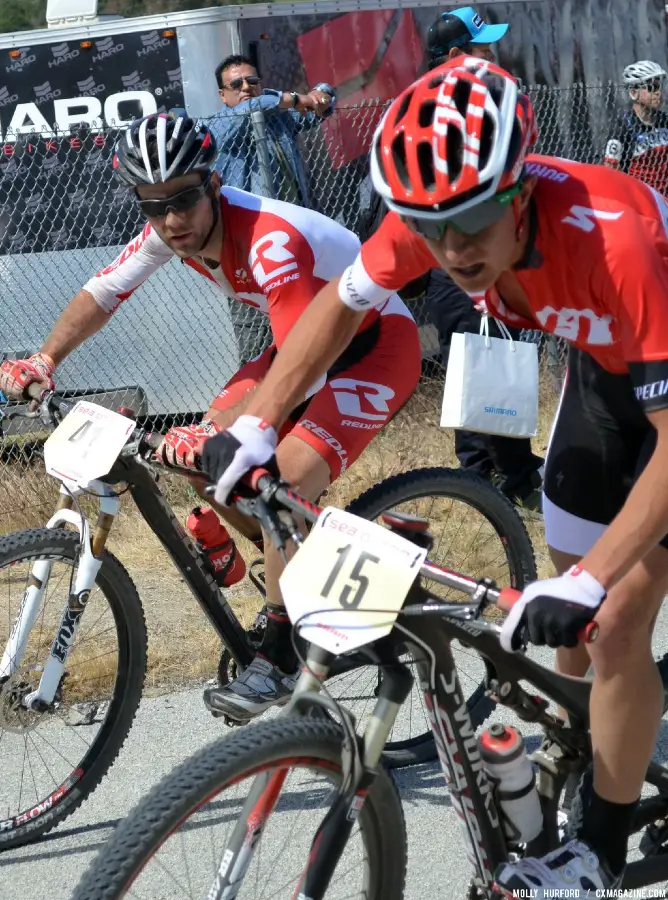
[77,76,106,97]
[0,86,18,109]
[137,31,172,58]
[121,71,151,92]
[0,91,157,142]
[48,42,80,68]
[93,36,124,63]
[5,47,36,74]
[34,81,62,106]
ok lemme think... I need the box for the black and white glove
[201,414,278,507]
[499,565,606,652]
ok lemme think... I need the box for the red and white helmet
[370,57,538,223]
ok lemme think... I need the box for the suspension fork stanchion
[25,487,121,709]
[205,647,335,900]
[294,662,415,900]
[0,485,77,680]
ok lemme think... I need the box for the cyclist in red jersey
[0,112,421,723]
[203,57,668,892]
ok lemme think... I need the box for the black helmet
[113,112,217,187]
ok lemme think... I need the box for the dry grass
[0,370,562,698]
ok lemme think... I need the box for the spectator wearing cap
[426,5,508,66]
[424,8,545,511]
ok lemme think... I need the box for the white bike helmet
[623,60,667,87]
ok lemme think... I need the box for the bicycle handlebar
[17,391,598,645]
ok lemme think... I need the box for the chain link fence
[0,81,651,531]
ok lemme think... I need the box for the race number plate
[279,507,427,654]
[44,401,135,486]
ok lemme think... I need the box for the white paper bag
[440,315,539,437]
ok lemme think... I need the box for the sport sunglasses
[401,181,523,241]
[136,174,211,218]
[223,75,261,91]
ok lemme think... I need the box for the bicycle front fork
[0,483,120,709]
[205,646,414,900]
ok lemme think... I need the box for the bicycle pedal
[640,818,668,857]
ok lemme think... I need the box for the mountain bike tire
[0,527,147,850]
[70,717,407,900]
[342,466,537,768]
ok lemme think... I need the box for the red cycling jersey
[338,153,668,408]
[85,185,407,347]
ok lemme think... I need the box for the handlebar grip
[26,382,48,402]
[246,467,274,492]
[497,587,598,644]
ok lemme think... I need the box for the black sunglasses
[223,75,260,91]
[401,182,523,240]
[136,175,211,218]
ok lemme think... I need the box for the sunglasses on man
[401,181,523,240]
[136,174,211,218]
[223,75,261,92]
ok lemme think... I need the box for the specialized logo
[249,230,298,287]
[562,204,624,233]
[330,378,395,422]
[635,378,668,403]
[535,305,614,345]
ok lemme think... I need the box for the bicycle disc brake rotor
[0,666,48,733]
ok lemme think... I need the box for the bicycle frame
[206,552,668,899]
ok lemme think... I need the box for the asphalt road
[3,630,668,900]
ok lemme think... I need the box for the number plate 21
[279,508,427,654]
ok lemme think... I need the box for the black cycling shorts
[543,344,667,555]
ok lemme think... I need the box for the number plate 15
[44,401,136,487]
[279,507,428,654]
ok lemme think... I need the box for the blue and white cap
[427,7,509,59]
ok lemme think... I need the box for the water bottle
[186,507,246,587]
[478,723,543,845]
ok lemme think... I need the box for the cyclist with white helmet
[0,111,421,723]
[204,56,668,894]
[604,59,668,194]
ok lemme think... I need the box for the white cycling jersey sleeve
[82,224,174,314]
[337,253,395,312]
